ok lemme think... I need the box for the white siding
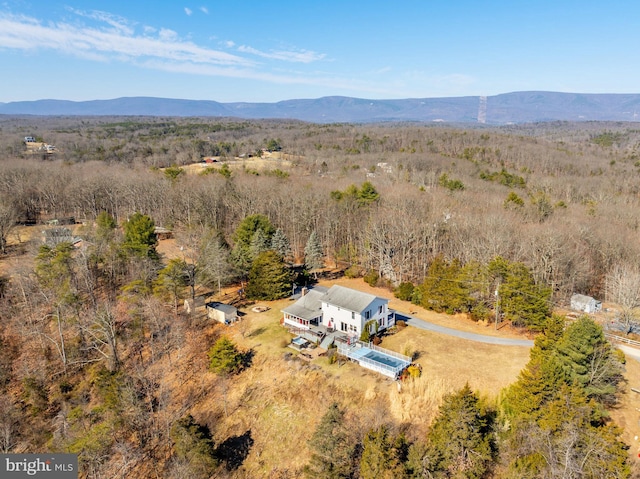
[321,296,390,336]
[322,303,361,335]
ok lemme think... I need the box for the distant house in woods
[570,293,602,314]
[206,302,238,324]
[183,297,205,315]
[42,227,82,247]
[154,226,173,240]
[47,217,76,226]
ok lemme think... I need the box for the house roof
[322,285,385,313]
[42,227,82,246]
[571,293,597,303]
[206,302,237,315]
[282,289,324,321]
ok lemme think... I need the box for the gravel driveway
[397,312,535,347]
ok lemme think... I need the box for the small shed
[570,294,602,314]
[42,227,82,247]
[154,226,173,240]
[206,302,238,324]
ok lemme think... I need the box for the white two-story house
[282,285,395,339]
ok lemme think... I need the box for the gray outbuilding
[570,294,602,314]
[206,302,238,324]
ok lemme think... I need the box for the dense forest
[1,115,640,478]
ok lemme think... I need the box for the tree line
[1,116,640,476]
[301,316,628,478]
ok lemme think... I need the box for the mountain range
[2,91,640,124]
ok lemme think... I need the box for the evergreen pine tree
[502,315,568,420]
[417,256,469,314]
[231,214,275,275]
[270,228,291,260]
[170,414,218,478]
[502,351,567,421]
[417,384,494,479]
[357,181,380,205]
[304,403,357,479]
[360,425,402,479]
[499,261,551,330]
[249,229,270,260]
[122,212,158,259]
[555,316,624,406]
[207,337,244,375]
[304,231,324,278]
[153,258,189,312]
[502,316,630,478]
[506,385,630,478]
[95,211,117,243]
[245,250,291,300]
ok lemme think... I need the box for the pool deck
[336,340,411,379]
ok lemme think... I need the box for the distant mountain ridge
[2,91,640,124]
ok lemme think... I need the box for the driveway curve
[616,344,640,362]
[397,313,535,347]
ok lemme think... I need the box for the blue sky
[0,1,637,102]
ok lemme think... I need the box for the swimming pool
[363,350,406,369]
[337,342,412,378]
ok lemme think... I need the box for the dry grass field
[3,233,640,474]
[186,276,640,474]
[170,276,532,476]
[175,152,294,176]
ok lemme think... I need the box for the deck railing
[368,343,412,362]
[336,341,411,379]
[357,355,400,378]
[284,323,324,340]
[605,333,640,348]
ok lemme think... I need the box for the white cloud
[237,45,326,63]
[66,8,135,35]
[184,7,193,16]
[0,12,252,67]
[200,7,209,14]
[158,28,178,41]
[0,11,383,94]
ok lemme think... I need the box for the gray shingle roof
[322,285,384,313]
[282,289,324,321]
[206,302,237,315]
[570,293,596,304]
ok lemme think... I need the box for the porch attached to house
[282,289,325,334]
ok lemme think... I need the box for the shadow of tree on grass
[216,429,254,471]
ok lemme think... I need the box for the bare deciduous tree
[0,199,18,254]
[606,264,640,333]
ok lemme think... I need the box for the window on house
[365,310,371,320]
[349,325,357,333]
[341,322,347,332]
[351,311,355,319]
[378,305,383,314]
